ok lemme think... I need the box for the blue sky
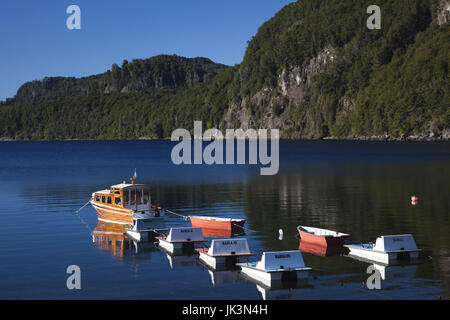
[0,0,295,101]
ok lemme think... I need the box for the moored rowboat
[189,216,245,233]
[297,226,349,247]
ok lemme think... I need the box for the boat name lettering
[222,241,237,245]
[180,229,193,233]
[392,238,404,242]
[275,254,291,259]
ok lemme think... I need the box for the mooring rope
[74,208,94,234]
[75,198,92,214]
[165,209,189,221]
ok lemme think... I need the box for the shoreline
[1,135,449,142]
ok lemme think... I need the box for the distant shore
[1,135,449,142]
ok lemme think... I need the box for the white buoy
[278,229,283,241]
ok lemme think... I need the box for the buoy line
[165,209,189,220]
[75,198,92,214]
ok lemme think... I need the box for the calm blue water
[0,140,449,299]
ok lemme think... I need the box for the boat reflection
[200,227,245,238]
[195,251,245,286]
[165,252,198,269]
[347,254,420,287]
[373,263,418,281]
[92,221,131,260]
[298,240,347,257]
[91,221,156,262]
[239,273,312,300]
[208,269,242,286]
[156,244,199,269]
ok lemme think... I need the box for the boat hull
[189,216,245,234]
[92,202,134,225]
[156,237,204,255]
[198,251,249,271]
[238,264,310,288]
[298,240,346,256]
[298,229,348,247]
[200,227,245,238]
[345,245,420,265]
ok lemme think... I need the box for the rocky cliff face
[437,0,450,25]
[12,55,228,104]
[223,46,343,138]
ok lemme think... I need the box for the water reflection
[164,252,198,269]
[207,269,242,286]
[373,263,418,281]
[299,240,348,257]
[243,274,312,300]
[92,221,156,263]
[196,261,243,286]
[92,221,132,260]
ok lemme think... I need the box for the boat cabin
[92,183,152,211]
[373,235,419,253]
[254,251,310,272]
[156,227,206,255]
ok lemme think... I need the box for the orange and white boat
[189,216,245,234]
[91,172,166,232]
[297,226,349,247]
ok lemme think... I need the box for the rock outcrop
[12,55,228,104]
[437,0,450,25]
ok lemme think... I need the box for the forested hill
[1,0,449,141]
[7,55,228,105]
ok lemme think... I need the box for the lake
[0,140,449,299]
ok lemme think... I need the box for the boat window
[101,196,106,203]
[130,190,136,205]
[136,189,142,205]
[107,196,112,204]
[124,191,129,205]
[143,190,150,205]
[95,195,100,202]
[113,188,120,195]
[115,197,121,205]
